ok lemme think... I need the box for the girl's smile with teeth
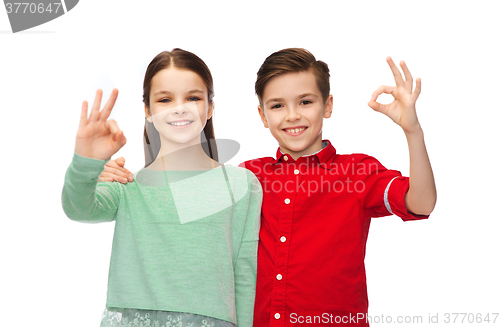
[167,120,194,127]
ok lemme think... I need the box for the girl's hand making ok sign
[74,89,126,160]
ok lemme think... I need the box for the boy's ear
[258,105,269,128]
[323,95,333,119]
[207,101,214,120]
[145,105,153,123]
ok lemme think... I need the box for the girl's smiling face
[146,66,213,146]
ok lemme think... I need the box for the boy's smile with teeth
[284,126,307,134]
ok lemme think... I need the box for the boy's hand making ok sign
[368,57,422,135]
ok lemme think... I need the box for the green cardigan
[62,153,262,326]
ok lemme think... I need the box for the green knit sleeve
[233,170,263,327]
[62,153,120,223]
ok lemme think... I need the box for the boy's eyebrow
[264,97,285,106]
[298,93,319,99]
[264,93,319,105]
[153,89,205,96]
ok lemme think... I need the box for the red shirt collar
[271,139,337,164]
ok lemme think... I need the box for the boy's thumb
[117,157,125,166]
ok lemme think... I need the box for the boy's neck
[279,137,325,160]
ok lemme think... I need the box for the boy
[100,48,436,326]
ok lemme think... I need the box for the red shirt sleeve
[354,154,429,221]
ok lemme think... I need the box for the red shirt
[239,140,428,327]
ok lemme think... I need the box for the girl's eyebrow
[153,89,205,96]
[153,90,171,96]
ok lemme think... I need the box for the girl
[62,49,262,327]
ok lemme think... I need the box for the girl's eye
[159,98,171,103]
[188,97,201,101]
[271,104,283,109]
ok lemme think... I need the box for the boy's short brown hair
[255,48,330,105]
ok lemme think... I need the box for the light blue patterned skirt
[100,308,236,327]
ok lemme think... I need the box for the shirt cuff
[385,176,429,221]
[70,152,108,180]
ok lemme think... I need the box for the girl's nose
[173,104,187,115]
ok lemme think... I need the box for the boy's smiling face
[258,70,333,159]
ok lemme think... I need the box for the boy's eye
[300,100,312,105]
[271,104,283,109]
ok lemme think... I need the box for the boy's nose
[285,107,301,121]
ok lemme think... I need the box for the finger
[386,57,404,87]
[98,172,114,182]
[370,85,395,101]
[105,119,127,152]
[89,89,103,122]
[99,89,119,122]
[99,172,128,183]
[413,77,422,99]
[105,119,120,139]
[79,101,88,127]
[105,157,126,168]
[102,167,131,182]
[105,159,132,176]
[116,157,125,167]
[109,157,132,181]
[104,159,120,169]
[114,130,127,149]
[400,60,413,92]
[367,100,390,115]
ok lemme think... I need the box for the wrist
[74,144,111,161]
[404,126,426,149]
[73,152,109,162]
[403,123,423,138]
[74,149,110,161]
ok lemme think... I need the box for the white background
[1,1,499,326]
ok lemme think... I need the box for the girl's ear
[145,105,153,123]
[258,105,269,128]
[207,101,214,120]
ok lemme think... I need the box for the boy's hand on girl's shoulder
[368,57,423,135]
[98,157,133,184]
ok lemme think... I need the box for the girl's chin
[158,133,203,145]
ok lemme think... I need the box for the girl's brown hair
[255,48,330,105]
[143,48,217,166]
